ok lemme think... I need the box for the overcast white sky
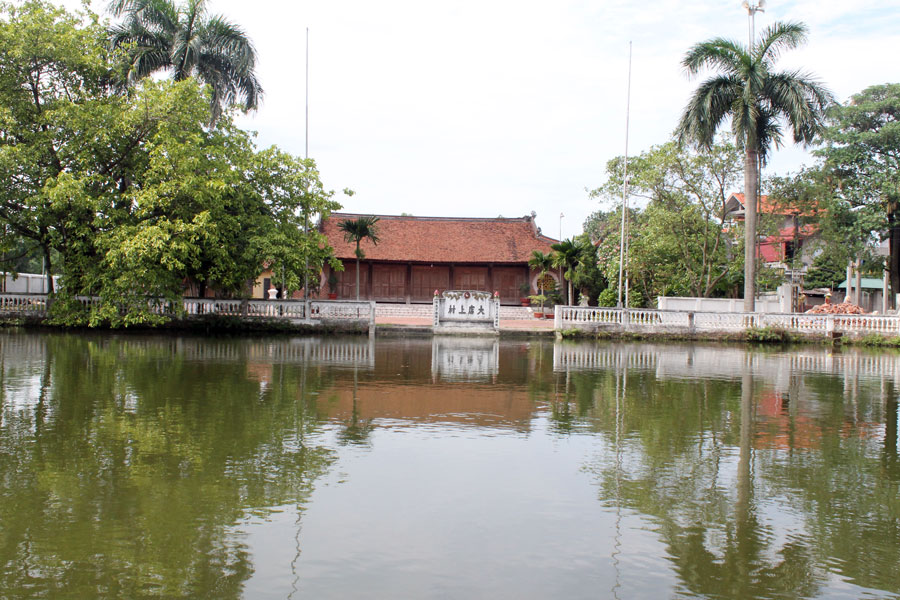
[68,0,900,240]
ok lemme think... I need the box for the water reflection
[430,336,499,382]
[554,342,900,599]
[0,332,335,599]
[1,333,899,599]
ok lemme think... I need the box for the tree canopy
[0,1,339,326]
[816,83,900,299]
[591,139,745,303]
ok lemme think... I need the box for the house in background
[724,192,823,282]
[317,214,559,305]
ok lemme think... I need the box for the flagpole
[303,27,310,314]
[616,42,632,309]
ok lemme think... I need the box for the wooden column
[406,262,412,304]
[487,264,494,294]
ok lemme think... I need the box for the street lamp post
[742,0,765,312]
[742,0,765,51]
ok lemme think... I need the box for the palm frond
[762,70,834,145]
[682,38,745,77]
[754,21,807,68]
[106,0,260,122]
[677,76,741,148]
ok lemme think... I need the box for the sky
[64,0,900,240]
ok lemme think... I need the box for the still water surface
[1,332,898,599]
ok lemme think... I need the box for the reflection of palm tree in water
[662,362,820,599]
[338,366,375,446]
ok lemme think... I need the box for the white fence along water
[1,294,376,329]
[555,306,900,338]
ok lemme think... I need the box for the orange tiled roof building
[319,213,558,304]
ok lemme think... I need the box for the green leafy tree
[570,233,606,305]
[0,2,339,327]
[592,139,745,300]
[816,84,900,299]
[528,249,554,311]
[338,216,380,300]
[550,238,582,305]
[0,0,115,293]
[108,0,262,123]
[677,21,833,311]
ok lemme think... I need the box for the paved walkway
[375,315,556,331]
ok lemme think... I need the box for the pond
[1,331,898,599]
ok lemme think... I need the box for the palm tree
[551,238,581,305]
[528,250,554,312]
[676,21,832,312]
[108,0,262,123]
[338,216,380,300]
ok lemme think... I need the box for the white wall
[2,272,60,294]
[657,294,783,313]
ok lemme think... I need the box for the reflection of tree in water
[559,348,900,599]
[336,366,375,446]
[0,334,336,599]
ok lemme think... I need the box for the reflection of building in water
[431,336,499,382]
[321,382,536,432]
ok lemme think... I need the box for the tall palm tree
[338,216,380,300]
[108,0,262,123]
[551,238,581,306]
[528,249,554,312]
[676,21,832,312]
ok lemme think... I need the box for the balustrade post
[687,311,695,334]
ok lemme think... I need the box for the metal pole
[303,27,310,317]
[616,41,632,309]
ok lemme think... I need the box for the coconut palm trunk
[743,147,759,312]
[354,243,362,301]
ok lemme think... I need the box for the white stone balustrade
[1,294,376,329]
[555,305,900,339]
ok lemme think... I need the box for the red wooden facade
[321,214,557,305]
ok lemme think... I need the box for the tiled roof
[321,214,558,263]
[729,193,821,216]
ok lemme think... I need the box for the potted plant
[518,281,532,306]
[327,271,339,300]
[529,293,547,318]
[543,286,563,319]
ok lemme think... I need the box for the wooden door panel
[373,265,406,301]
[411,266,450,301]
[453,267,488,291]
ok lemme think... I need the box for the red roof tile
[321,214,557,263]
[729,193,821,216]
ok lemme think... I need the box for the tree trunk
[890,206,900,310]
[743,147,758,312]
[355,255,360,301]
[42,245,54,294]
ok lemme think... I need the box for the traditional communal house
[318,214,558,305]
